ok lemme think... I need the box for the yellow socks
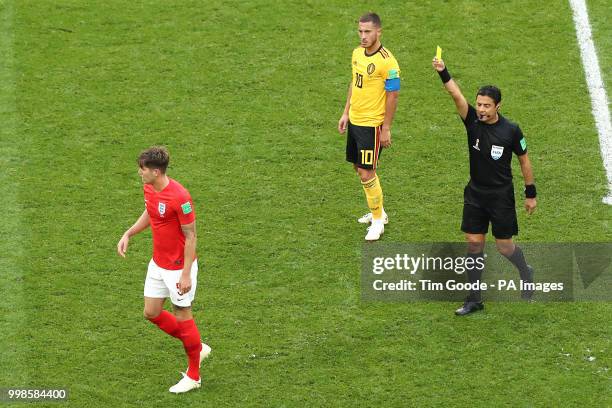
[361,175,383,220]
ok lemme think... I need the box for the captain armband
[385,69,400,91]
[385,78,400,91]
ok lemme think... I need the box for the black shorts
[461,183,518,239]
[346,121,382,169]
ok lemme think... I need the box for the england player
[432,56,537,315]
[338,12,400,241]
[117,146,210,393]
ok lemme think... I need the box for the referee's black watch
[525,184,537,199]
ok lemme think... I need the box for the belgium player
[338,12,400,241]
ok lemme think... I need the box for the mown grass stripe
[0,0,28,389]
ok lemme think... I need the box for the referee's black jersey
[462,104,527,188]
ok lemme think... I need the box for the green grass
[0,0,28,395]
[1,0,611,407]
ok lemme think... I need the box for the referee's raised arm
[432,56,468,120]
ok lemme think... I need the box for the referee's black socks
[466,252,484,303]
[504,246,532,283]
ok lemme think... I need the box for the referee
[432,55,537,316]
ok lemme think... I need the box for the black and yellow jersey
[349,45,400,127]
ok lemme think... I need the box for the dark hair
[138,146,169,173]
[359,12,381,27]
[477,85,502,105]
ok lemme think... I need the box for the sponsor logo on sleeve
[181,202,193,214]
[388,69,399,79]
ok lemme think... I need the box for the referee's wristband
[438,67,451,84]
[525,184,537,199]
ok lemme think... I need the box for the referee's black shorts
[461,183,518,239]
[346,121,382,170]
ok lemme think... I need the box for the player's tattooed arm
[178,221,197,294]
[181,221,196,240]
[181,222,197,264]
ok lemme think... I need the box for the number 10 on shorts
[361,149,374,165]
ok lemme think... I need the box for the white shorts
[144,259,198,307]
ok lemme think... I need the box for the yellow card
[436,46,442,60]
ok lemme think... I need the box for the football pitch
[1,1,611,406]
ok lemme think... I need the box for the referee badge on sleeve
[491,145,504,160]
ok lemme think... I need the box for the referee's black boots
[455,300,484,316]
[520,265,535,301]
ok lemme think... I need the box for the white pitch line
[569,0,612,205]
